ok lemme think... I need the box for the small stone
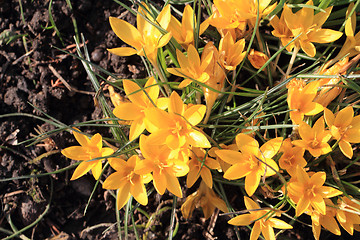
[91,48,103,62]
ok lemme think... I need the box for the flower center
[310,138,320,148]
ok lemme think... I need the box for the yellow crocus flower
[186,147,220,188]
[324,106,360,158]
[144,91,210,150]
[270,8,294,52]
[278,138,306,176]
[216,133,282,196]
[218,32,246,71]
[282,0,342,57]
[108,4,172,64]
[307,199,341,240]
[113,77,168,141]
[181,180,228,219]
[61,129,114,180]
[228,196,292,240]
[167,44,213,88]
[201,41,226,123]
[103,156,152,209]
[248,49,269,70]
[167,5,208,49]
[292,117,332,157]
[288,167,342,217]
[209,0,276,31]
[287,80,324,125]
[335,3,360,62]
[135,135,189,198]
[336,197,360,235]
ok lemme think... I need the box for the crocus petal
[236,133,259,155]
[310,172,326,187]
[156,4,171,29]
[73,129,90,146]
[157,32,172,48]
[311,195,326,215]
[345,3,356,37]
[339,140,353,159]
[263,158,279,177]
[103,172,124,189]
[107,47,138,56]
[298,122,313,142]
[109,17,142,50]
[165,172,183,197]
[262,223,275,240]
[289,111,304,125]
[199,18,209,35]
[178,79,193,88]
[131,179,148,206]
[108,158,127,171]
[144,108,172,131]
[321,216,341,235]
[90,133,103,150]
[319,186,342,198]
[300,40,316,57]
[268,218,293,229]
[250,221,261,240]
[187,44,201,70]
[296,196,310,216]
[295,165,310,184]
[182,5,194,33]
[312,222,321,240]
[215,150,243,165]
[245,172,261,196]
[351,115,360,128]
[129,118,146,141]
[184,105,206,126]
[116,182,131,209]
[303,102,324,116]
[169,91,185,115]
[313,6,332,27]
[324,108,335,127]
[113,102,143,121]
[244,196,260,210]
[134,159,154,175]
[167,67,187,78]
[228,214,252,226]
[187,129,211,148]
[156,97,169,110]
[335,106,353,127]
[61,146,90,160]
[144,77,159,102]
[166,133,181,149]
[210,195,228,213]
[123,80,146,106]
[153,170,167,195]
[186,169,200,188]
[201,168,213,188]
[91,160,103,180]
[344,129,360,143]
[224,163,251,180]
[171,160,189,177]
[102,148,115,157]
[308,28,343,44]
[260,137,283,159]
[71,161,97,180]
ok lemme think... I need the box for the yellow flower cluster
[59,1,360,239]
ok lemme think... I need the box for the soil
[1,0,360,240]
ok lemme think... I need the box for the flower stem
[226,70,237,103]
[153,62,171,97]
[284,45,299,81]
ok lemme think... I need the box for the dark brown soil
[1,0,360,240]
